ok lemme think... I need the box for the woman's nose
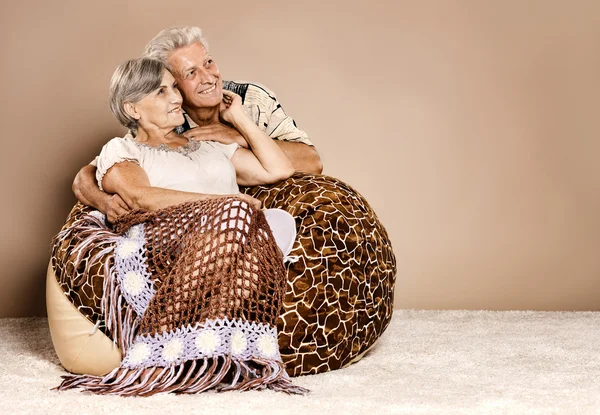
[169,88,182,103]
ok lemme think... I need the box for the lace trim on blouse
[130,138,203,156]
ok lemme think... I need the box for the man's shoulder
[223,80,277,104]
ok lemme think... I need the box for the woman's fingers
[238,193,262,210]
[219,193,261,210]
[222,90,241,104]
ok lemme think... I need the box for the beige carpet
[1,310,598,414]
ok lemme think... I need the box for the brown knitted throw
[53,197,307,395]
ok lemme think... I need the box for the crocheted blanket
[53,197,307,396]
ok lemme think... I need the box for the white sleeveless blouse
[95,137,240,195]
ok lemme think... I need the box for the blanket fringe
[55,355,308,396]
[101,260,140,353]
[52,212,138,352]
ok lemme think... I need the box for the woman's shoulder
[95,137,141,191]
[103,135,136,147]
[99,136,141,159]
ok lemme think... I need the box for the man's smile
[199,84,216,94]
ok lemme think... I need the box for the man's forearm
[72,164,111,211]
[275,141,323,174]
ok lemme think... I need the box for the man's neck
[185,105,220,127]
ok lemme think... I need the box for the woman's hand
[224,193,262,210]
[219,90,247,125]
[182,92,249,148]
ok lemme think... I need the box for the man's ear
[124,102,140,120]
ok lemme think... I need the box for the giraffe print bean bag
[49,173,397,376]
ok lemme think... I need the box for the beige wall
[1,0,599,317]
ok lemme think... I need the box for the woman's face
[131,70,184,131]
[167,42,223,110]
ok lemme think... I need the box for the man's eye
[187,70,195,77]
[206,59,213,65]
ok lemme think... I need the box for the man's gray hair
[143,26,209,66]
[109,58,165,130]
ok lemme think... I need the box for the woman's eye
[157,88,164,95]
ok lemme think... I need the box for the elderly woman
[73,26,322,223]
[55,57,307,395]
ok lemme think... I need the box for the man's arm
[275,141,322,174]
[72,164,130,222]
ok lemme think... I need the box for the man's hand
[102,194,130,223]
[73,164,134,219]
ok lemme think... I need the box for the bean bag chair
[48,173,397,377]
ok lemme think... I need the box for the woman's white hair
[143,26,209,66]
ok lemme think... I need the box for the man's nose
[198,67,215,84]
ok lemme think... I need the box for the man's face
[167,42,223,110]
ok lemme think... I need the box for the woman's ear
[124,102,140,120]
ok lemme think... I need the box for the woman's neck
[185,105,220,127]
[135,125,182,145]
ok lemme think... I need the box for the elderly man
[73,26,322,222]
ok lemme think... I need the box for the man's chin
[191,95,222,110]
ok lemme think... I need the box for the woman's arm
[102,161,261,211]
[221,91,294,186]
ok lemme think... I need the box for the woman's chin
[166,114,185,129]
